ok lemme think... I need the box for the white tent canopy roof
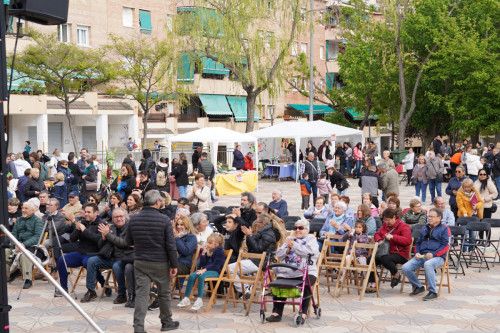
[170,127,257,143]
[249,120,363,139]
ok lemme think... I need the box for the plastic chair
[448,225,467,277]
[456,216,480,226]
[212,206,228,214]
[309,218,326,235]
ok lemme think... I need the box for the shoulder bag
[430,161,444,182]
[375,227,395,259]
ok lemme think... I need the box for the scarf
[84,164,94,175]
[479,177,488,192]
[329,213,345,234]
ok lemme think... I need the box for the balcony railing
[146,112,166,122]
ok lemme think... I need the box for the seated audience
[100,193,122,222]
[362,193,379,216]
[401,198,428,227]
[320,201,354,240]
[61,192,83,224]
[186,174,211,212]
[134,170,156,199]
[173,216,198,277]
[402,208,450,301]
[110,164,136,202]
[42,198,66,250]
[7,198,21,232]
[268,190,288,218]
[304,196,329,220]
[24,168,45,200]
[191,213,213,247]
[356,204,376,236]
[214,214,245,264]
[121,193,143,217]
[432,197,455,226]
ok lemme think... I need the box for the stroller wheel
[316,307,322,319]
[294,314,302,327]
[260,310,265,324]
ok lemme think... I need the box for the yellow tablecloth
[215,171,258,196]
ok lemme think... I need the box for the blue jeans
[309,181,318,202]
[113,260,135,295]
[86,256,113,291]
[178,185,188,198]
[464,230,476,252]
[346,159,352,175]
[70,184,79,196]
[495,176,500,197]
[428,179,442,202]
[402,256,444,293]
[57,252,103,290]
[184,271,219,298]
[415,181,427,202]
[337,188,347,196]
[354,160,362,177]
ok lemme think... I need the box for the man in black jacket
[123,154,138,177]
[67,152,82,195]
[304,152,319,201]
[214,214,245,264]
[54,203,106,297]
[126,190,179,332]
[359,165,383,207]
[231,191,257,228]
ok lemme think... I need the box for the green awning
[177,53,195,82]
[226,96,259,122]
[347,108,379,120]
[202,57,229,75]
[4,0,9,4]
[288,104,335,115]
[326,73,335,90]
[139,10,152,34]
[199,94,233,116]
[8,70,44,92]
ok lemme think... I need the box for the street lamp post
[308,0,314,122]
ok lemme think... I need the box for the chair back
[411,224,425,238]
[189,247,201,273]
[283,215,301,224]
[456,216,480,226]
[449,225,466,237]
[212,206,228,214]
[482,218,500,228]
[285,221,296,231]
[466,221,491,233]
[310,218,326,234]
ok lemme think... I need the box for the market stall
[168,127,259,195]
[249,120,364,182]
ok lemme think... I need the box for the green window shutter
[139,10,152,34]
[177,53,195,83]
[201,57,229,75]
[326,73,334,90]
[326,41,329,60]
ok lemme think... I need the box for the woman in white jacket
[13,153,31,176]
[401,148,415,186]
[474,172,498,240]
[49,149,62,178]
[187,173,211,212]
[465,150,483,182]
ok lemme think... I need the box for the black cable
[5,16,21,151]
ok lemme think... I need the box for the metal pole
[308,0,314,122]
[0,225,104,333]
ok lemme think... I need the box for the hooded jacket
[246,223,280,266]
[70,216,102,255]
[415,223,450,259]
[11,213,43,248]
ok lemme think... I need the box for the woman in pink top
[353,142,363,179]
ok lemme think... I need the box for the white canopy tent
[168,127,259,188]
[249,120,364,180]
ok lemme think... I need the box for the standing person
[317,140,331,162]
[285,143,297,163]
[457,179,484,252]
[445,166,468,220]
[171,153,189,198]
[24,168,45,200]
[378,150,396,170]
[111,164,136,202]
[300,173,312,210]
[67,152,82,197]
[474,171,498,240]
[244,152,254,171]
[380,164,400,198]
[304,152,319,201]
[464,149,482,181]
[440,140,452,159]
[138,149,155,176]
[6,154,18,179]
[359,165,382,208]
[335,143,345,172]
[192,145,202,173]
[155,157,170,193]
[402,148,415,186]
[327,167,348,196]
[317,173,334,202]
[491,148,500,196]
[81,158,98,201]
[305,140,317,158]
[13,153,31,177]
[412,155,428,202]
[232,145,245,170]
[127,137,135,152]
[77,149,89,174]
[49,149,62,178]
[23,141,31,154]
[197,153,217,203]
[122,154,138,177]
[426,151,444,203]
[352,142,363,179]
[126,190,179,332]
[186,174,211,212]
[343,142,353,177]
[449,146,462,178]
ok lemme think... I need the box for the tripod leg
[51,220,78,299]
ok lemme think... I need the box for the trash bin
[391,149,409,165]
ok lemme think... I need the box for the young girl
[342,221,370,281]
[177,233,225,310]
[317,173,334,202]
[362,193,379,217]
[53,172,68,207]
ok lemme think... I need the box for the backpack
[156,170,167,187]
[38,162,49,181]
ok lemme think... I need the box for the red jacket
[374,218,412,258]
[244,156,254,170]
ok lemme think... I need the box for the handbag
[491,202,498,213]
[411,177,418,186]
[430,160,444,182]
[375,227,395,259]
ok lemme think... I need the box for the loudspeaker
[8,0,68,26]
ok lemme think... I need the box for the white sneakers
[177,297,203,310]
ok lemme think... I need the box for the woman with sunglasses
[474,173,497,240]
[100,193,122,222]
[266,219,319,325]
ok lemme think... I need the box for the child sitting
[177,233,225,310]
[300,173,311,210]
[317,173,334,202]
[341,221,370,281]
[213,214,244,264]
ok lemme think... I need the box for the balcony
[146,112,166,122]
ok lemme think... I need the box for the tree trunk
[359,95,372,130]
[471,129,480,146]
[142,110,148,149]
[65,100,79,153]
[245,91,257,133]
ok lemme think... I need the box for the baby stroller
[260,253,321,326]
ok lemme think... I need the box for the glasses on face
[456,171,463,174]
[428,215,438,219]
[294,226,305,231]
[414,205,421,208]
[479,173,487,176]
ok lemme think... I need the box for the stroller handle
[268,263,299,271]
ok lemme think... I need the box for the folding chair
[456,216,480,227]
[458,221,491,273]
[171,247,201,299]
[203,249,233,312]
[223,251,266,316]
[396,164,406,184]
[99,269,118,298]
[212,206,228,214]
[337,241,380,300]
[71,267,87,293]
[448,225,467,277]
[379,238,414,290]
[415,251,451,297]
[317,236,350,296]
[481,218,500,266]
[309,218,326,235]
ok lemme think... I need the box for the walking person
[171,153,189,198]
[426,151,444,203]
[126,190,179,332]
[304,152,319,201]
[402,148,415,186]
[343,142,353,177]
[353,142,363,179]
[412,155,428,203]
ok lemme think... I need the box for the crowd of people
[3,138,499,331]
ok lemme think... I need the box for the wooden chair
[99,269,118,298]
[222,251,266,316]
[336,241,380,300]
[317,235,350,296]
[31,232,49,281]
[414,251,451,297]
[198,249,233,312]
[171,247,200,299]
[70,267,87,293]
[378,238,414,290]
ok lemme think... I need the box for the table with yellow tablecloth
[215,171,258,196]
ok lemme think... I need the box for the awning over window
[202,57,229,75]
[226,96,259,122]
[8,70,44,92]
[288,104,335,115]
[177,53,195,82]
[347,108,379,120]
[139,10,152,34]
[199,94,233,116]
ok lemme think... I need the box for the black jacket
[139,157,155,173]
[42,211,66,236]
[171,161,189,186]
[122,158,137,177]
[304,159,319,182]
[329,171,349,191]
[493,153,500,178]
[110,174,136,201]
[70,216,103,255]
[192,150,201,170]
[241,208,257,228]
[24,177,45,199]
[125,207,178,267]
[246,223,280,266]
[214,216,245,264]
[67,161,82,185]
[138,180,156,197]
[98,222,132,260]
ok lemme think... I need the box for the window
[267,106,275,120]
[58,24,70,43]
[319,80,324,91]
[266,32,274,48]
[319,11,324,25]
[327,40,339,60]
[291,76,298,91]
[167,102,174,115]
[77,25,89,46]
[291,41,298,56]
[139,10,152,34]
[300,8,307,22]
[301,42,307,54]
[166,14,173,31]
[123,7,133,27]
[320,45,324,60]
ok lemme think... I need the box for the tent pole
[254,139,259,192]
[295,137,300,183]
[168,140,172,172]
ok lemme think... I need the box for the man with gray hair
[268,190,288,218]
[380,163,400,198]
[42,198,66,248]
[231,191,257,227]
[6,201,44,289]
[126,190,179,332]
[433,197,455,226]
[359,164,382,207]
